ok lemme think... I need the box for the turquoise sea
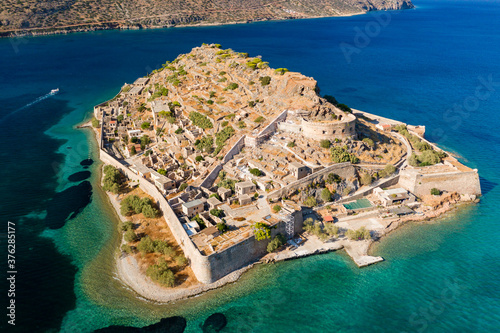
[1,0,499,331]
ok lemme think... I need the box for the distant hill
[0,0,414,37]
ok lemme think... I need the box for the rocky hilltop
[0,0,414,37]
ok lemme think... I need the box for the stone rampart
[267,162,356,201]
[399,168,481,197]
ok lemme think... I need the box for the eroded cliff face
[0,0,414,37]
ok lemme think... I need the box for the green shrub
[121,244,134,254]
[249,168,262,176]
[137,236,155,254]
[121,221,134,231]
[217,222,229,233]
[146,258,175,287]
[141,122,151,129]
[267,234,285,253]
[362,138,375,147]
[324,223,339,237]
[189,111,213,129]
[226,83,239,90]
[153,240,174,256]
[210,209,224,218]
[273,205,282,213]
[320,140,331,149]
[337,103,352,113]
[254,116,265,123]
[330,146,359,164]
[195,155,204,162]
[345,227,371,240]
[253,222,271,241]
[174,254,187,267]
[326,173,342,184]
[360,173,372,186]
[124,229,138,243]
[321,188,332,202]
[259,76,271,86]
[179,183,188,191]
[304,196,317,207]
[92,117,100,128]
[287,141,295,147]
[274,68,289,75]
[103,165,122,194]
[431,188,441,195]
[238,121,246,128]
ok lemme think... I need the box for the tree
[146,258,175,287]
[217,222,228,233]
[210,208,224,218]
[273,205,282,213]
[320,140,331,149]
[360,173,372,186]
[117,114,124,122]
[324,223,339,237]
[137,236,155,254]
[209,193,221,201]
[346,227,371,240]
[304,196,317,207]
[195,155,204,162]
[379,164,396,178]
[158,168,167,176]
[253,222,271,241]
[431,188,441,195]
[249,168,262,176]
[130,145,137,155]
[179,183,188,191]
[121,244,134,254]
[141,122,151,129]
[124,229,138,243]
[321,188,332,202]
[142,204,159,218]
[267,234,285,253]
[174,254,187,267]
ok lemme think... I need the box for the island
[89,43,481,302]
[0,0,414,37]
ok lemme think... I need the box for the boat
[51,88,59,94]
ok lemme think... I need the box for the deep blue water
[1,0,500,332]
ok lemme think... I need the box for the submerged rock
[201,313,227,333]
[45,181,92,229]
[94,316,186,332]
[68,171,91,182]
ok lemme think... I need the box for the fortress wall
[223,135,246,163]
[399,168,481,197]
[100,150,214,283]
[267,162,356,201]
[206,222,287,282]
[199,164,223,189]
[278,122,302,134]
[301,115,357,141]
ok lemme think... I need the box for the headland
[89,43,480,303]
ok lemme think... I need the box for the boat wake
[0,89,59,123]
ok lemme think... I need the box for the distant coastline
[1,7,408,39]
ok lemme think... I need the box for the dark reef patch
[80,158,94,166]
[45,181,92,229]
[201,313,227,332]
[94,316,186,332]
[68,171,91,182]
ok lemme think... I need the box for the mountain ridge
[0,0,414,37]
